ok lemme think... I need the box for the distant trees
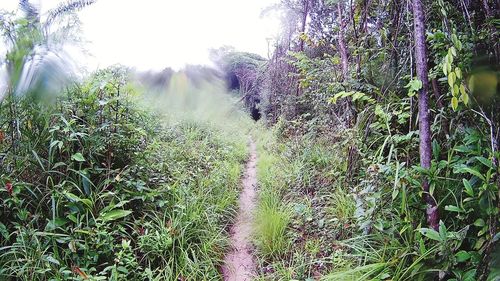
[210,47,266,120]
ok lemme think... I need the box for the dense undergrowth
[253,111,500,281]
[0,67,251,280]
[245,0,499,280]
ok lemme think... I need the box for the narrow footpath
[222,139,258,281]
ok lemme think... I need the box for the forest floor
[222,139,258,281]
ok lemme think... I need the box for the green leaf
[474,218,485,227]
[460,84,466,95]
[448,72,456,87]
[392,161,400,200]
[419,228,441,241]
[32,150,46,171]
[493,232,500,242]
[445,205,463,213]
[463,269,476,281]
[450,46,457,56]
[476,157,493,169]
[455,250,471,262]
[49,140,63,151]
[457,166,485,181]
[80,199,93,209]
[432,139,441,160]
[439,221,448,240]
[71,153,85,162]
[99,209,132,222]
[451,97,459,111]
[478,225,488,236]
[392,187,399,200]
[44,255,60,265]
[64,192,82,203]
[0,222,9,239]
[474,237,486,249]
[46,218,69,231]
[454,145,472,153]
[461,87,469,105]
[455,67,462,79]
[463,179,474,197]
[330,91,374,104]
[318,218,325,228]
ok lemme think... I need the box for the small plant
[327,187,356,223]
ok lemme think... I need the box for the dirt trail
[222,139,258,281]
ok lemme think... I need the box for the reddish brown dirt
[222,140,258,281]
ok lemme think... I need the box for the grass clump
[254,189,291,257]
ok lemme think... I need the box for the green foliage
[330,91,375,105]
[0,67,250,280]
[256,0,499,279]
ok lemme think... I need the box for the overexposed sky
[1,0,280,70]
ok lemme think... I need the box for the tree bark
[482,0,492,18]
[337,1,349,81]
[299,0,310,52]
[413,0,439,230]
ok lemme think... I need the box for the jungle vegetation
[0,0,499,280]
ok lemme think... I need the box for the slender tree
[298,0,310,52]
[336,0,349,81]
[412,0,439,230]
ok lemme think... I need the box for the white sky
[1,0,280,70]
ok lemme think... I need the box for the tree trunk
[296,0,310,98]
[299,0,310,52]
[413,0,439,230]
[482,0,492,18]
[337,1,356,126]
[337,1,349,81]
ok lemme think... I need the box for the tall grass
[254,189,291,257]
[253,126,292,260]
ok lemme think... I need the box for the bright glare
[0,0,281,71]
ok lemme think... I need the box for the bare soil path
[222,139,258,281]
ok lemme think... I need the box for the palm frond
[45,0,96,27]
[18,0,39,21]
